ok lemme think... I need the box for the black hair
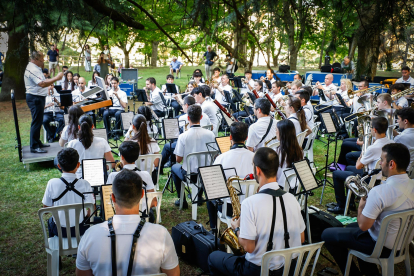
[287,97,307,131]
[62,66,68,69]
[267,69,275,75]
[78,115,94,149]
[187,105,202,123]
[255,98,271,115]
[396,107,414,125]
[73,73,81,78]
[275,80,285,88]
[256,80,263,92]
[295,73,302,80]
[67,105,85,139]
[92,71,100,84]
[390,83,406,92]
[131,114,152,155]
[113,170,143,209]
[193,71,202,78]
[253,147,279,178]
[63,71,75,91]
[277,120,303,167]
[382,143,411,172]
[57,148,79,172]
[300,86,313,98]
[146,77,156,85]
[194,69,203,76]
[138,105,155,132]
[230,122,248,143]
[360,80,369,89]
[213,67,220,72]
[244,70,252,74]
[111,76,119,83]
[295,90,310,103]
[191,86,206,98]
[166,74,174,80]
[202,85,211,97]
[371,117,388,134]
[184,95,196,106]
[401,66,411,72]
[119,141,140,164]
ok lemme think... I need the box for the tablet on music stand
[320,112,337,134]
[82,158,107,187]
[166,83,179,94]
[55,85,62,92]
[58,90,73,107]
[163,118,180,140]
[197,164,231,201]
[318,89,327,102]
[223,90,232,104]
[232,89,243,102]
[335,93,347,107]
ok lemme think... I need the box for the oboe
[264,92,286,119]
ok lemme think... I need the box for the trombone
[391,87,414,101]
[347,86,382,99]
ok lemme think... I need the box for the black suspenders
[52,178,84,203]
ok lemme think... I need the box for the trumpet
[391,87,414,101]
[347,86,382,100]
[344,169,381,197]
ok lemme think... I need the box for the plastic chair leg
[344,189,352,216]
[308,144,314,163]
[344,252,354,276]
[380,260,389,276]
[191,185,198,221]
[47,250,59,276]
[404,252,411,276]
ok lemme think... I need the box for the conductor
[24,51,63,153]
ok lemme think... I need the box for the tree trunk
[319,24,327,69]
[273,40,283,67]
[368,33,381,79]
[123,48,130,68]
[151,41,159,67]
[0,31,28,101]
[290,49,299,71]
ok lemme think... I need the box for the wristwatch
[234,227,240,235]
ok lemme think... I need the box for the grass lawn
[0,66,413,275]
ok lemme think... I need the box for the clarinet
[213,100,238,122]
[264,92,286,119]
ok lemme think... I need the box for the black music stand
[166,83,179,95]
[162,118,180,194]
[265,80,272,90]
[58,90,73,107]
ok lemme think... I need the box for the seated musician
[208,147,306,276]
[202,84,214,102]
[68,115,115,178]
[159,96,212,174]
[169,57,183,78]
[206,122,254,230]
[191,86,220,136]
[376,93,392,110]
[337,79,353,108]
[106,141,157,221]
[59,105,84,147]
[293,73,302,82]
[389,83,409,110]
[295,89,314,129]
[144,77,165,119]
[322,143,414,276]
[42,148,94,237]
[76,170,180,276]
[312,73,337,98]
[393,108,414,166]
[246,98,277,152]
[43,83,64,143]
[72,77,97,126]
[103,77,127,138]
[126,106,159,139]
[211,67,222,84]
[87,71,100,89]
[192,71,206,87]
[240,70,255,95]
[259,69,276,93]
[171,105,216,209]
[211,74,235,112]
[285,96,311,136]
[184,80,197,95]
[269,81,285,103]
[395,65,414,89]
[329,117,395,214]
[161,74,181,116]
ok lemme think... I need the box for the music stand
[162,118,180,194]
[223,90,232,106]
[55,85,62,93]
[232,89,243,103]
[166,83,179,95]
[265,80,272,90]
[121,112,134,131]
[213,136,231,154]
[233,77,243,90]
[58,90,73,107]
[318,89,327,102]
[135,89,148,102]
[247,92,257,103]
[335,93,347,107]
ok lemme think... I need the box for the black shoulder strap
[302,106,313,122]
[259,188,290,251]
[288,116,299,122]
[52,178,83,203]
[259,118,274,145]
[108,217,146,276]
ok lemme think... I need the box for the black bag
[279,65,290,73]
[332,67,342,73]
[171,221,225,272]
[320,65,332,73]
[303,206,343,242]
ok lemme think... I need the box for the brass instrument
[347,86,381,100]
[125,128,134,139]
[184,122,189,131]
[150,108,159,121]
[357,114,373,174]
[115,161,123,172]
[264,136,278,147]
[220,176,246,256]
[343,110,370,122]
[240,93,253,110]
[376,108,396,139]
[391,87,414,101]
[345,169,381,197]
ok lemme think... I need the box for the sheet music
[221,111,234,127]
[64,114,69,125]
[294,160,318,191]
[82,159,105,186]
[321,113,336,133]
[101,185,114,220]
[163,118,180,139]
[199,165,229,200]
[216,137,231,153]
[93,129,108,141]
[121,112,134,130]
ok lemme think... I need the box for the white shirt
[44,92,62,113]
[352,96,363,113]
[362,174,414,249]
[394,128,414,168]
[76,215,179,275]
[127,139,160,171]
[150,87,165,112]
[42,173,94,227]
[178,112,211,129]
[303,105,314,129]
[61,125,75,143]
[214,84,233,106]
[246,116,278,151]
[263,78,276,93]
[360,137,395,179]
[226,58,236,73]
[68,137,112,179]
[87,80,97,89]
[396,76,414,88]
[287,113,302,135]
[24,62,48,96]
[396,96,408,108]
[72,87,90,103]
[125,122,158,140]
[201,100,220,136]
[241,79,255,94]
[174,126,216,173]
[320,83,337,103]
[240,182,306,269]
[108,88,128,110]
[275,148,290,189]
[268,92,283,103]
[161,84,180,99]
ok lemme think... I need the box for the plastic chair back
[266,141,280,151]
[407,148,414,179]
[144,192,163,223]
[296,131,307,146]
[304,122,320,151]
[260,242,324,276]
[202,124,213,131]
[184,150,218,177]
[135,154,162,190]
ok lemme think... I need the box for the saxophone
[219,176,246,256]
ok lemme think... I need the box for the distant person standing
[54,44,60,72]
[103,44,110,59]
[170,57,183,79]
[24,51,64,153]
[97,52,112,80]
[203,45,218,80]
[47,45,59,77]
[84,44,92,72]
[0,51,4,71]
[341,56,355,75]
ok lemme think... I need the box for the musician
[76,170,180,276]
[138,105,158,136]
[192,71,206,87]
[225,52,236,77]
[337,79,353,107]
[43,148,94,238]
[204,45,218,79]
[63,71,75,91]
[169,57,183,79]
[68,115,115,178]
[202,84,214,102]
[240,70,255,94]
[72,77,89,103]
[161,74,181,116]
[59,105,84,147]
[329,117,395,214]
[25,50,64,153]
[171,105,216,209]
[208,147,306,276]
[341,56,355,74]
[393,108,414,166]
[144,77,165,118]
[293,74,302,82]
[192,69,206,83]
[246,98,277,152]
[269,81,284,103]
[389,83,409,109]
[43,83,64,143]
[395,66,414,89]
[285,96,311,136]
[206,122,254,230]
[289,80,302,96]
[322,143,414,276]
[312,74,336,99]
[260,69,276,93]
[376,93,392,110]
[295,90,314,129]
[191,87,221,136]
[103,77,128,137]
[211,74,234,111]
[184,80,197,94]
[211,67,222,84]
[87,71,100,89]
[73,73,80,90]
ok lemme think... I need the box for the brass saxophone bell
[219,226,246,256]
[115,161,123,172]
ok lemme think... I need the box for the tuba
[219,176,247,256]
[375,108,396,140]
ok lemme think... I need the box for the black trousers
[43,112,65,141]
[208,251,297,276]
[103,109,123,135]
[322,222,391,276]
[47,217,89,238]
[206,201,233,229]
[26,94,46,149]
[153,109,166,119]
[332,165,362,208]
[337,138,361,165]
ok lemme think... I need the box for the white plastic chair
[202,124,213,131]
[296,130,307,147]
[344,209,414,276]
[344,159,381,216]
[266,141,280,151]
[179,150,219,220]
[303,122,321,163]
[144,192,163,223]
[38,203,94,276]
[260,242,325,276]
[135,154,162,190]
